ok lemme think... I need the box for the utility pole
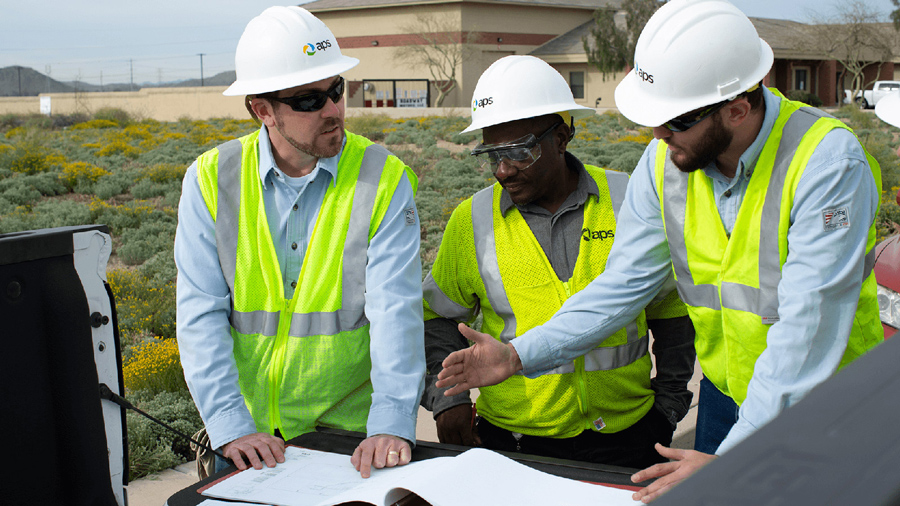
[130,59,134,91]
[17,66,22,96]
[198,53,205,87]
[45,65,51,93]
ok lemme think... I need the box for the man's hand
[223,432,286,471]
[435,403,480,446]
[631,444,716,503]
[351,434,411,478]
[435,324,522,396]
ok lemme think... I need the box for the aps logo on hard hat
[633,62,653,84]
[473,97,493,111]
[303,39,333,56]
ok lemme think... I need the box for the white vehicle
[844,80,900,109]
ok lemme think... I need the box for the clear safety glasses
[471,121,563,174]
[268,77,345,112]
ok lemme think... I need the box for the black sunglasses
[268,77,344,112]
[663,99,729,132]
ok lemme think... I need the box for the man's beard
[671,114,733,173]
[273,114,344,159]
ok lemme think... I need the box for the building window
[794,67,809,91]
[569,72,584,99]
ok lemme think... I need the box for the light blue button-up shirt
[175,125,425,449]
[512,88,878,454]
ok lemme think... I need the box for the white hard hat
[876,92,900,128]
[223,6,359,96]
[614,0,773,127]
[462,55,594,133]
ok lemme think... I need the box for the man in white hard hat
[174,6,425,478]
[435,0,883,501]
[420,55,696,469]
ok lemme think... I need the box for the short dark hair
[741,83,764,111]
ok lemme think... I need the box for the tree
[892,0,900,30]
[582,0,666,81]
[393,14,476,107]
[796,0,897,105]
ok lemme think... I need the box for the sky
[0,0,893,87]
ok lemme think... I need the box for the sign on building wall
[363,79,430,108]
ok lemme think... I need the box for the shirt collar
[257,124,342,187]
[499,152,599,216]
[703,86,781,182]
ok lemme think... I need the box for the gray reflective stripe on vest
[471,187,517,343]
[217,140,388,337]
[665,106,873,319]
[605,170,629,220]
[472,184,648,375]
[215,139,243,293]
[423,272,477,321]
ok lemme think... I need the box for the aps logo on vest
[303,39,333,56]
[582,227,614,241]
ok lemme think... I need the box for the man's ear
[556,123,571,154]
[723,98,752,128]
[250,98,276,128]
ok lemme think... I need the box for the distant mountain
[156,71,236,88]
[0,66,77,96]
[0,66,236,96]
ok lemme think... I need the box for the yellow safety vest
[654,92,882,405]
[195,130,417,440]
[425,165,669,437]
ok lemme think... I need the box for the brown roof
[302,0,618,12]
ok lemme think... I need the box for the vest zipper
[563,280,591,423]
[268,300,292,434]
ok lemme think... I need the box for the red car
[875,232,900,339]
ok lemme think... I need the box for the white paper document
[201,446,640,506]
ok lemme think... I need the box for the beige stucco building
[304,0,624,109]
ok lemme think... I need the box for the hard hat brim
[223,56,360,96]
[461,105,595,134]
[615,39,774,127]
[876,91,900,128]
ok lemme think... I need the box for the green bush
[125,389,203,480]
[786,90,823,107]
[345,113,394,141]
[118,220,177,265]
[93,107,134,126]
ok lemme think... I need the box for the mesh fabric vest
[425,166,653,437]
[195,130,416,440]
[654,92,882,406]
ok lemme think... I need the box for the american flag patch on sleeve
[822,206,850,231]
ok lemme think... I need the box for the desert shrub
[89,198,175,239]
[124,337,186,393]
[140,249,178,284]
[125,389,202,480]
[346,113,394,141]
[0,180,42,206]
[71,119,119,130]
[117,220,177,266]
[1,140,65,174]
[0,199,92,233]
[878,197,900,241]
[93,107,134,126]
[94,170,137,199]
[785,90,823,107]
[108,268,177,341]
[385,122,437,147]
[60,161,110,191]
